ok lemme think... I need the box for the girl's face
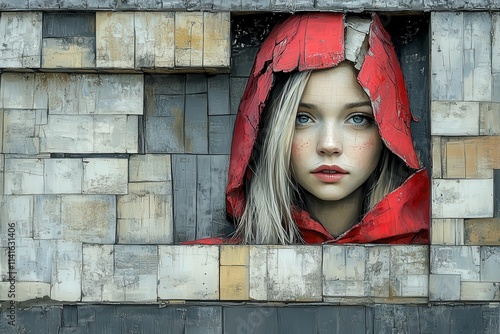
[290,62,383,202]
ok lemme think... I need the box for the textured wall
[0,6,499,333]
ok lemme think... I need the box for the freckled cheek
[291,139,312,159]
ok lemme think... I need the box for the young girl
[199,12,429,245]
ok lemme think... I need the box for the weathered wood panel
[113,245,158,302]
[16,238,55,282]
[460,282,500,301]
[96,12,134,69]
[129,154,171,182]
[0,12,42,68]
[42,13,95,38]
[431,218,464,245]
[81,244,114,302]
[175,12,204,67]
[431,12,464,101]
[51,240,82,302]
[135,12,175,69]
[266,246,322,301]
[463,13,492,102]
[2,109,39,155]
[203,12,231,68]
[208,75,230,115]
[82,158,128,194]
[465,218,500,245]
[0,73,36,109]
[117,181,173,244]
[431,101,479,136]
[42,37,96,68]
[480,103,500,135]
[184,94,208,154]
[432,179,494,218]
[1,195,34,245]
[158,245,219,300]
[172,155,197,242]
[429,274,461,301]
[186,74,207,94]
[60,195,116,243]
[431,246,481,281]
[44,158,83,194]
[4,158,44,194]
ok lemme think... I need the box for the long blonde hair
[235,69,410,244]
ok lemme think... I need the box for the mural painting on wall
[190,13,430,245]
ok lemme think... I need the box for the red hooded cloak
[192,13,429,245]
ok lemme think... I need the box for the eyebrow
[298,101,372,110]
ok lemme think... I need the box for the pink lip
[311,165,348,183]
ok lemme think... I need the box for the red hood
[225,13,429,244]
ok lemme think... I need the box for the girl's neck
[304,187,364,238]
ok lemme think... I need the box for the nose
[317,124,343,156]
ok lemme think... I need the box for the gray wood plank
[185,94,208,154]
[196,155,212,239]
[231,46,259,77]
[173,154,197,242]
[208,75,230,115]
[318,306,367,334]
[209,115,235,154]
[224,307,279,334]
[62,305,78,328]
[451,305,484,334]
[43,13,95,38]
[230,77,248,115]
[277,307,318,334]
[186,74,207,94]
[210,155,232,236]
[494,169,500,217]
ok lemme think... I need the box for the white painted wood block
[82,244,114,302]
[114,245,158,302]
[0,155,4,195]
[96,75,144,115]
[431,219,465,245]
[432,179,494,218]
[203,12,230,68]
[431,101,479,135]
[51,240,82,302]
[42,37,96,68]
[0,12,42,68]
[249,246,268,301]
[33,195,62,239]
[82,158,128,194]
[0,73,36,109]
[3,109,39,155]
[61,195,116,243]
[431,246,481,281]
[117,181,173,244]
[39,115,138,153]
[463,13,492,102]
[323,245,366,297]
[158,245,219,300]
[390,246,429,275]
[480,103,500,135]
[4,158,44,194]
[429,274,461,301]
[135,12,175,68]
[365,246,390,297]
[96,12,135,68]
[391,274,428,298]
[344,17,370,70]
[481,247,500,282]
[0,282,51,301]
[266,246,322,301]
[431,12,464,101]
[39,115,94,153]
[1,196,34,245]
[129,154,172,182]
[92,115,139,153]
[16,238,55,282]
[44,74,143,115]
[175,12,204,67]
[460,282,500,301]
[492,13,500,74]
[44,159,83,194]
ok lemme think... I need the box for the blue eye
[296,113,312,125]
[347,114,373,126]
